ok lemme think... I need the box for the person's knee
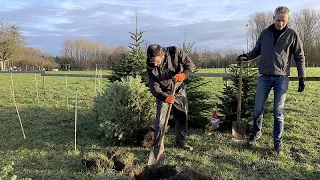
[253,107,264,117]
[274,107,285,118]
[274,113,284,121]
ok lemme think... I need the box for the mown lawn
[0,68,319,179]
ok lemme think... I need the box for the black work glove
[298,77,306,92]
[236,54,248,62]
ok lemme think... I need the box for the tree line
[1,8,319,71]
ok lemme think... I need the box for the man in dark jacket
[146,44,195,153]
[237,6,306,154]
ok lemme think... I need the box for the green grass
[0,68,319,179]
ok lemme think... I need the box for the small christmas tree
[217,61,258,122]
[94,76,156,145]
[176,29,212,128]
[184,74,212,128]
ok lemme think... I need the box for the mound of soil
[83,149,144,177]
[168,169,219,180]
[107,149,135,171]
[135,126,155,148]
[135,166,219,180]
[135,165,178,180]
[83,157,113,170]
[84,150,220,179]
[83,149,134,171]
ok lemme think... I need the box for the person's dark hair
[147,44,163,59]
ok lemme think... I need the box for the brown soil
[84,149,220,179]
[135,126,155,148]
[107,149,134,171]
[168,169,219,180]
[135,165,178,180]
[83,157,113,170]
[83,149,134,172]
[135,166,219,180]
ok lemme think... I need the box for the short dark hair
[147,44,163,59]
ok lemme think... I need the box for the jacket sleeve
[147,70,168,102]
[180,50,195,77]
[247,33,262,60]
[292,31,306,78]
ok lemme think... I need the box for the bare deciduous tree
[14,47,58,70]
[61,39,128,70]
[0,19,26,70]
[291,9,319,66]
[248,11,273,47]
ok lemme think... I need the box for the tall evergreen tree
[110,13,147,82]
[177,29,212,128]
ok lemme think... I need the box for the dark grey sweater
[147,46,195,102]
[247,24,306,78]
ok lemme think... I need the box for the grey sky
[0,0,319,55]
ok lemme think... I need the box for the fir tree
[177,29,212,128]
[110,13,147,82]
[217,61,258,122]
[94,76,156,145]
[184,74,212,128]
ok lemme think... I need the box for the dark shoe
[247,132,262,147]
[274,144,282,155]
[175,144,193,151]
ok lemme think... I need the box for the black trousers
[153,88,188,153]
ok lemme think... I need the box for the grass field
[0,68,319,179]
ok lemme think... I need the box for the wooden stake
[98,69,102,96]
[42,75,46,95]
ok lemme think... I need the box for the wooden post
[42,75,46,95]
[246,24,249,53]
[98,69,102,96]
[224,67,228,86]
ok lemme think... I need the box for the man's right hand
[236,54,248,62]
[165,94,175,104]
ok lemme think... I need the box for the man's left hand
[236,54,248,62]
[298,77,306,92]
[174,73,186,82]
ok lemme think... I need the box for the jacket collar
[268,23,288,32]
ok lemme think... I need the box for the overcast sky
[1,0,319,56]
